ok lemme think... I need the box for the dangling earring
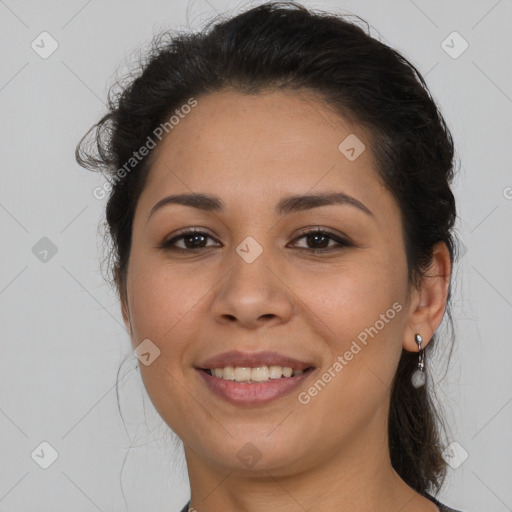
[411,333,426,388]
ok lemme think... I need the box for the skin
[120,88,451,512]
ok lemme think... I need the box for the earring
[411,333,426,388]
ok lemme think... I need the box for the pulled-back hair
[76,0,459,497]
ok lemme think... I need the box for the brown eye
[289,229,352,253]
[159,227,352,254]
[160,229,219,251]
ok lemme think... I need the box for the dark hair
[76,0,459,499]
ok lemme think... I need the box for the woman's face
[122,89,415,474]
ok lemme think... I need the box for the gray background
[1,0,511,511]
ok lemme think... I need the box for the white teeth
[251,366,270,382]
[234,367,252,381]
[269,366,283,379]
[269,365,283,379]
[222,366,235,380]
[282,367,293,378]
[207,365,306,382]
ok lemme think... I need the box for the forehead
[140,89,385,211]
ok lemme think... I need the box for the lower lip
[196,368,315,405]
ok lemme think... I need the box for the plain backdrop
[1,0,511,511]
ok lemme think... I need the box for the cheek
[125,256,212,352]
[294,269,405,434]
[305,258,405,344]
[124,257,213,431]
[301,257,406,399]
[275,271,406,462]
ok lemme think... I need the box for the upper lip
[196,350,315,370]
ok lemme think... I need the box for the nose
[211,245,295,330]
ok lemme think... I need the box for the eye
[159,229,219,251]
[158,227,352,253]
[289,228,352,253]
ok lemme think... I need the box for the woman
[76,2,465,511]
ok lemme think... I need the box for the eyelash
[158,227,353,254]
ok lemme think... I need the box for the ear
[403,241,452,352]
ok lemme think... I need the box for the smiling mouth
[199,365,315,383]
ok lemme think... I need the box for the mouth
[194,350,317,405]
[199,365,315,383]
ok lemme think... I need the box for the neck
[183,411,433,512]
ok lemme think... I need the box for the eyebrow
[146,191,374,224]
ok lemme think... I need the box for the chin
[189,432,309,474]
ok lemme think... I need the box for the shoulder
[178,497,468,512]
[438,506,464,512]
[424,492,464,512]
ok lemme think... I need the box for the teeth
[269,365,283,379]
[234,367,252,381]
[207,365,306,382]
[282,366,293,378]
[250,366,269,382]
